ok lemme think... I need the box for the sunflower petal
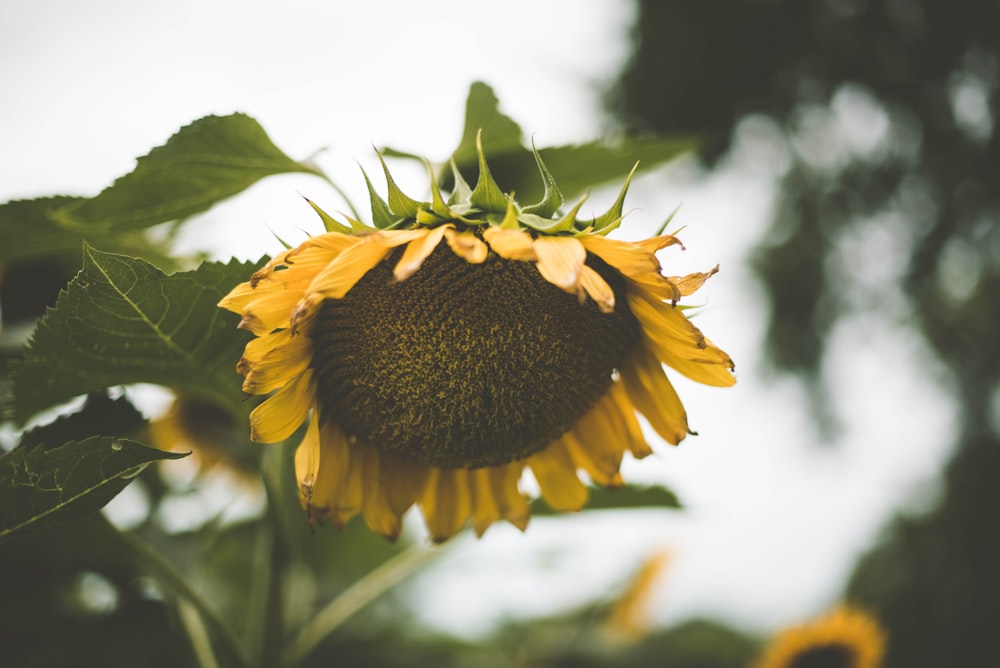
[669,265,719,297]
[393,226,450,281]
[420,468,472,543]
[579,265,616,313]
[581,235,660,279]
[359,445,404,540]
[605,381,654,459]
[470,468,501,536]
[240,331,312,394]
[293,412,321,511]
[533,235,585,292]
[307,237,394,299]
[483,226,537,260]
[249,369,314,443]
[444,227,489,264]
[529,441,588,511]
[492,463,530,531]
[620,346,689,445]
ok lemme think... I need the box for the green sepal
[519,193,588,234]
[361,166,402,230]
[654,204,682,237]
[303,196,353,235]
[585,162,639,236]
[469,131,509,214]
[521,140,563,218]
[446,158,474,207]
[376,152,424,219]
[498,196,521,230]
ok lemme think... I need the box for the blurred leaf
[0,197,176,270]
[536,138,695,202]
[534,484,682,515]
[11,246,258,423]
[18,393,147,450]
[450,81,526,167]
[52,113,323,232]
[0,436,185,543]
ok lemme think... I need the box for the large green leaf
[450,81,526,168]
[0,197,175,269]
[11,246,258,423]
[436,82,696,204]
[52,113,324,232]
[0,436,185,543]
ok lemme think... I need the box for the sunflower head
[219,136,735,542]
[753,605,888,668]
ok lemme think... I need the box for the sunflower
[753,605,888,668]
[218,137,735,542]
[149,394,257,478]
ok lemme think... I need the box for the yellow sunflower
[218,138,735,542]
[753,605,888,668]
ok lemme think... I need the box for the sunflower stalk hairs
[219,133,736,543]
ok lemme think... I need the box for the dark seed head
[310,241,638,469]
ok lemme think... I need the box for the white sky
[1,0,958,638]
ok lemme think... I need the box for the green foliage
[0,436,184,543]
[386,81,696,205]
[52,113,323,233]
[11,246,257,424]
[0,83,705,668]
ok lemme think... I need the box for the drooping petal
[240,330,312,394]
[381,454,431,518]
[669,265,720,297]
[293,411,322,510]
[620,345,689,445]
[580,235,661,280]
[359,444,404,540]
[483,226,537,261]
[306,237,395,299]
[248,369,314,443]
[533,235,586,292]
[469,467,502,536]
[393,225,450,280]
[605,381,653,459]
[490,462,530,531]
[529,441,588,511]
[444,227,489,264]
[420,467,472,543]
[579,264,616,313]
[562,395,630,486]
[627,290,736,386]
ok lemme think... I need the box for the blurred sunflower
[753,605,887,668]
[149,394,256,478]
[219,138,735,542]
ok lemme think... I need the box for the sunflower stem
[281,542,444,667]
[251,444,294,668]
[113,526,250,668]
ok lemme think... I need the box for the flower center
[311,241,639,469]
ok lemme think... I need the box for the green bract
[334,131,638,238]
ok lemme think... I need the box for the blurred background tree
[609,0,1000,665]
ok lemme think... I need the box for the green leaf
[536,136,696,202]
[533,484,682,515]
[52,114,323,232]
[18,393,147,450]
[11,246,258,423]
[451,81,526,169]
[0,197,176,269]
[0,436,185,543]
